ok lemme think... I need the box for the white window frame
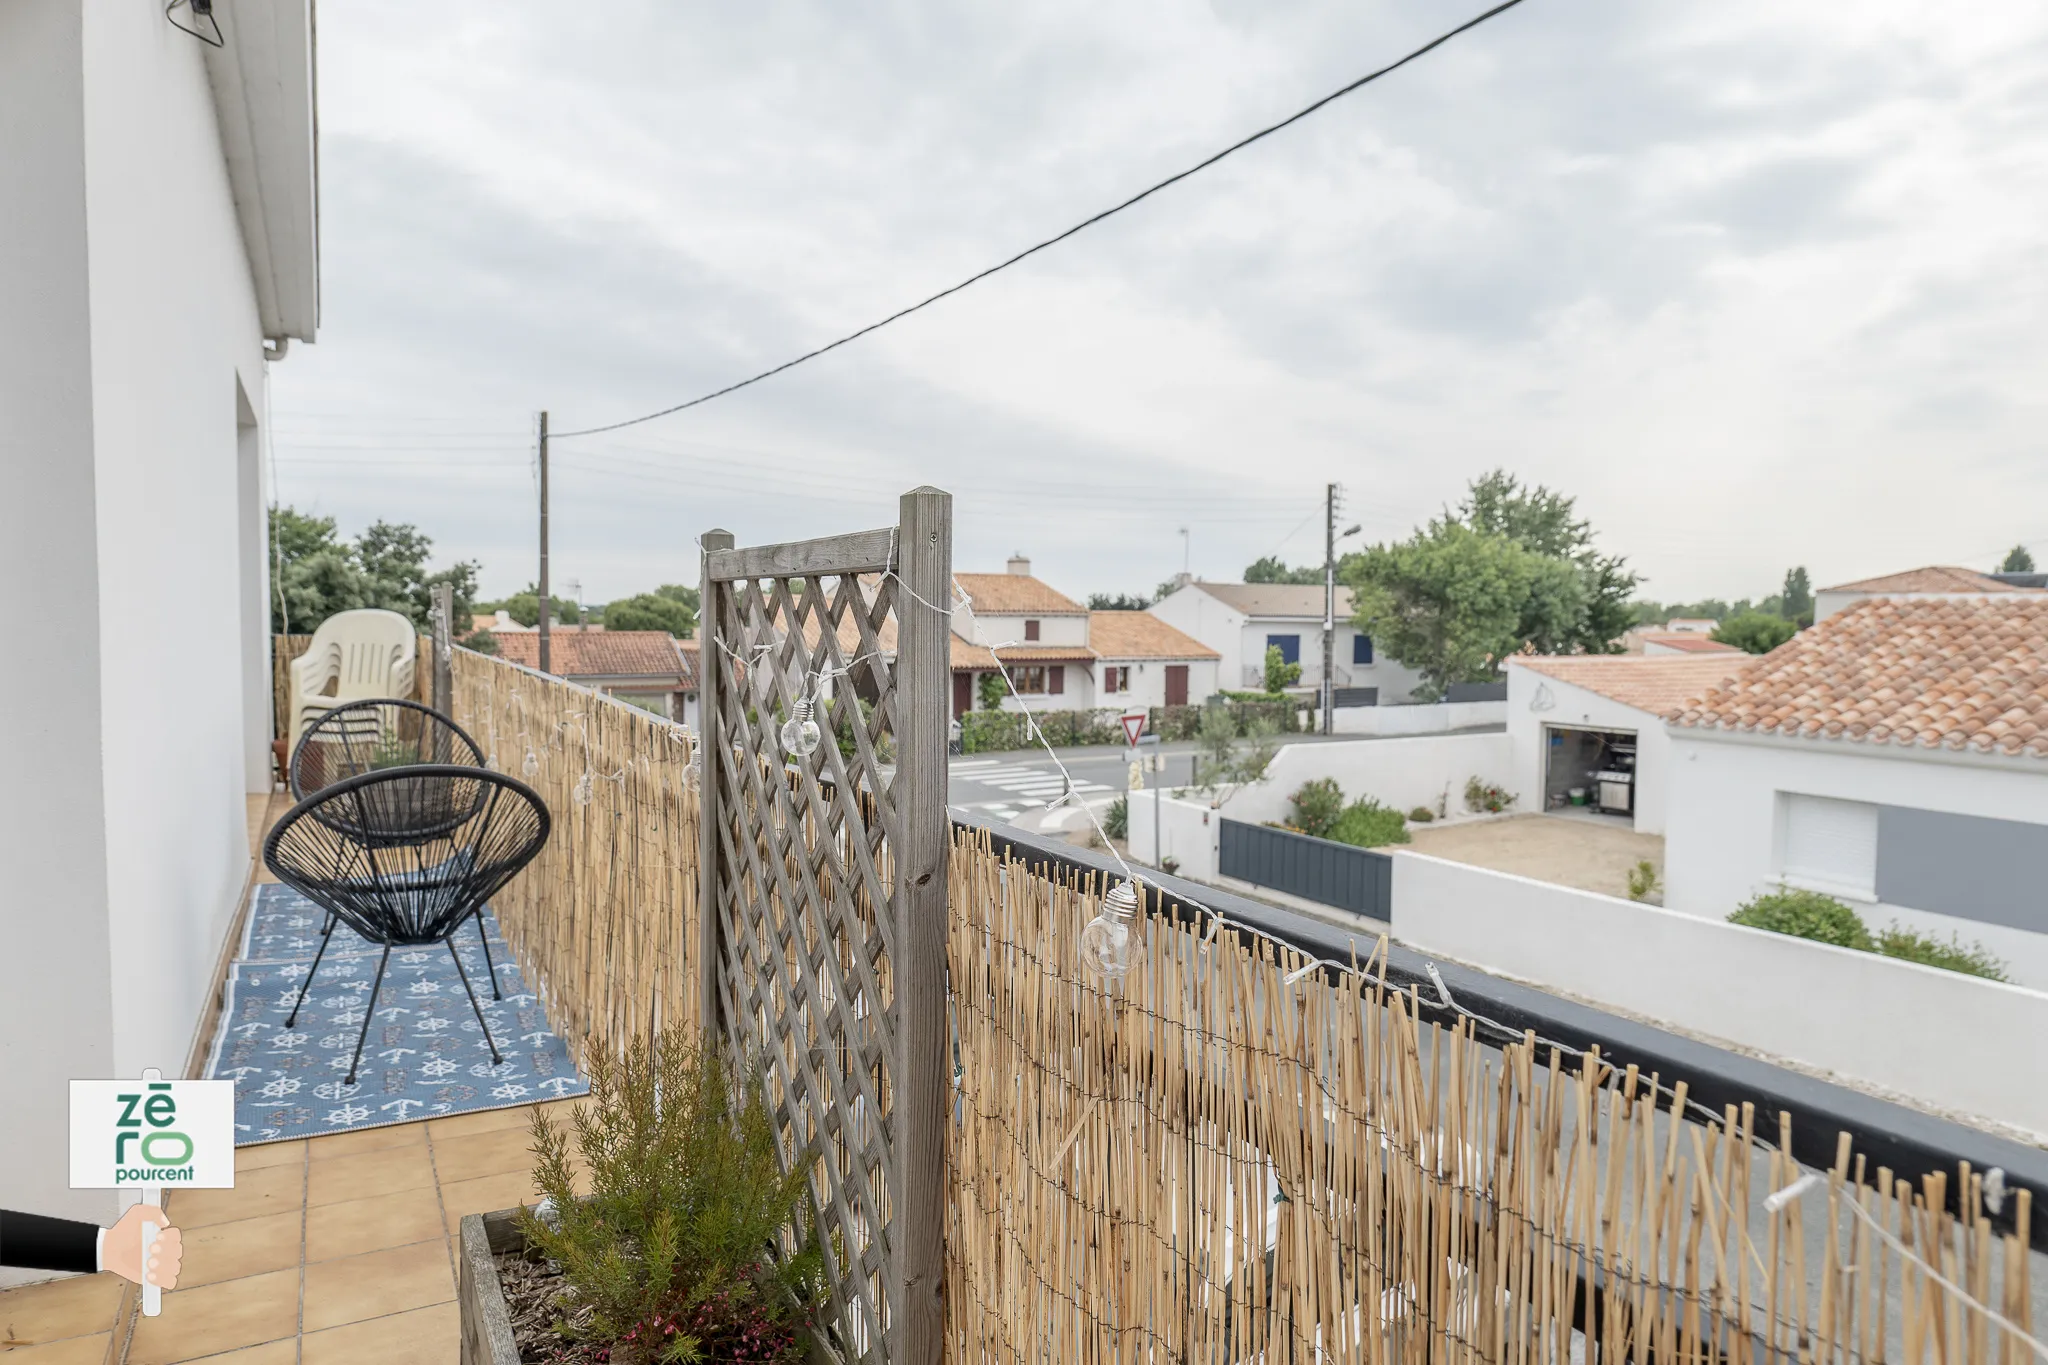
[1776,792,1879,903]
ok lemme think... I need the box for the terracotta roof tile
[1819,565,2030,595]
[954,573,1087,615]
[494,631,687,681]
[1668,596,2048,759]
[1186,582,1354,619]
[1513,654,1755,715]
[1637,632,1744,655]
[1087,611,1220,660]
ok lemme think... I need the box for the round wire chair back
[289,698,487,845]
[264,765,550,946]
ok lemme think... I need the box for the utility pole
[1321,482,1336,735]
[537,410,551,675]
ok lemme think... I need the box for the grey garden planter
[457,1207,527,1365]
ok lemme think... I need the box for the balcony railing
[437,639,2043,1365]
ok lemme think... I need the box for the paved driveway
[1407,812,1664,899]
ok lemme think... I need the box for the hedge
[958,698,1301,753]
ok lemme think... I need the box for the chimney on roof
[1007,554,1031,577]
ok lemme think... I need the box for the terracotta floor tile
[0,1273,124,1346]
[234,1141,306,1173]
[300,1239,452,1334]
[436,1170,542,1235]
[307,1122,427,1161]
[168,1163,304,1229]
[300,1300,459,1365]
[306,1143,437,1209]
[305,1189,448,1264]
[428,1125,538,1181]
[172,1339,298,1364]
[423,1105,534,1141]
[178,1208,304,1290]
[0,1330,111,1363]
[126,1267,300,1365]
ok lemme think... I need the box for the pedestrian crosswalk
[950,759,1112,804]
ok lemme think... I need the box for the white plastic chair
[287,609,420,756]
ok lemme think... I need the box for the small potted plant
[458,1028,822,1364]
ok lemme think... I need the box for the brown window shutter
[1025,619,1040,641]
[1049,665,1064,694]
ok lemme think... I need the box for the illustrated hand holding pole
[104,1200,182,1308]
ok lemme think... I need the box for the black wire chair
[263,765,551,1084]
[287,699,504,994]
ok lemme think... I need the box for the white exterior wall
[1,1,282,1260]
[1393,853,2048,1139]
[1506,664,1671,834]
[1149,587,1248,686]
[1094,658,1221,711]
[1665,732,2048,988]
[1125,791,1221,881]
[1219,732,1515,826]
[1331,701,1506,737]
[970,611,1088,648]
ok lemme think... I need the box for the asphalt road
[947,731,1375,836]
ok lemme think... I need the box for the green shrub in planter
[1874,924,2010,982]
[1288,778,1344,840]
[522,1030,822,1362]
[1328,798,1410,848]
[1727,887,1873,951]
[1407,806,1435,824]
[1104,795,1129,841]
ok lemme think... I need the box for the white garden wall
[1125,791,1221,881]
[1391,852,2048,1139]
[1222,732,1515,826]
[1331,700,1505,736]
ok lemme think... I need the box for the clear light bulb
[521,749,539,779]
[780,698,822,759]
[1080,881,1142,980]
[573,773,593,807]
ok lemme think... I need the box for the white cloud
[272,0,2048,602]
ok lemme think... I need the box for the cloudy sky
[270,0,2048,607]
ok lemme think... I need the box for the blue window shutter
[1266,634,1301,665]
[1352,635,1373,665]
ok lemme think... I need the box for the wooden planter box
[456,1207,527,1365]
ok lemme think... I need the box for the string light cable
[550,0,1532,440]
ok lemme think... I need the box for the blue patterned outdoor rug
[206,884,589,1144]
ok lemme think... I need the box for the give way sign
[1121,711,1148,747]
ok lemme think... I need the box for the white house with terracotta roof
[497,630,697,724]
[947,557,1218,716]
[1813,565,2040,623]
[1149,580,1425,704]
[1665,596,2048,988]
[1507,654,1754,835]
[1623,627,1744,657]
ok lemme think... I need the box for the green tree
[603,591,696,636]
[1457,470,1638,653]
[494,584,581,629]
[1243,556,1322,585]
[1087,592,1153,610]
[1262,643,1303,694]
[1343,521,1559,698]
[1779,567,1813,627]
[2000,544,2036,574]
[976,671,1008,711]
[268,507,477,635]
[1712,610,1797,654]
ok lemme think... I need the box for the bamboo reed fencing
[446,646,703,1054]
[417,645,2038,1365]
[946,829,2038,1365]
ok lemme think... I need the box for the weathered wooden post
[893,486,951,1365]
[430,582,453,719]
[695,527,734,1040]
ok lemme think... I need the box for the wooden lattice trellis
[697,489,951,1365]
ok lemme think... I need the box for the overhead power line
[551,0,1530,440]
